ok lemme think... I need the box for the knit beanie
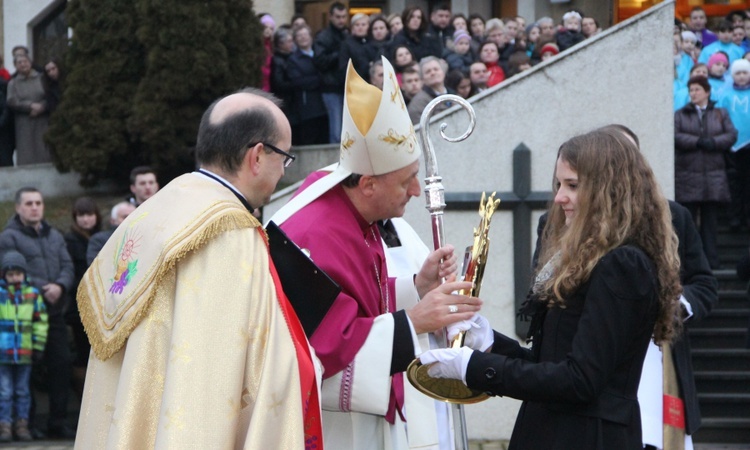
[707,52,729,69]
[1,251,27,276]
[453,30,471,44]
[540,43,559,56]
[260,14,275,29]
[731,58,750,75]
[681,30,698,43]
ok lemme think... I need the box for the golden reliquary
[406,192,501,404]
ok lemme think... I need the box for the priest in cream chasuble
[75,90,322,450]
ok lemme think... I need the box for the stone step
[691,349,750,371]
[694,371,750,394]
[715,270,749,291]
[691,309,750,329]
[689,328,747,349]
[717,250,746,267]
[715,268,746,280]
[698,393,750,417]
[693,418,750,444]
[716,290,749,309]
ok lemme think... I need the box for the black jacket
[339,36,377,82]
[391,29,442,62]
[668,200,718,435]
[427,23,453,52]
[270,51,297,125]
[0,81,15,166]
[528,201,717,436]
[469,246,659,449]
[286,49,327,122]
[313,24,348,92]
[556,29,586,51]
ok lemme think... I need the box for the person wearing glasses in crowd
[75,88,320,449]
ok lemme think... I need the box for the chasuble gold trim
[77,174,260,361]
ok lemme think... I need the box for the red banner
[663,394,686,429]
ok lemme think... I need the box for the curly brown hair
[538,128,682,344]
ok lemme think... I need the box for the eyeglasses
[250,142,296,167]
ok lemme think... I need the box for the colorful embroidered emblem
[378,128,416,153]
[109,230,141,294]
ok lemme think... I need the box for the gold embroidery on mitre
[379,128,416,153]
[388,72,405,110]
[341,132,355,156]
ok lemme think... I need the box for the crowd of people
[672,7,750,270]
[261,3,603,144]
[0,46,62,166]
[1,4,750,447]
[0,167,156,442]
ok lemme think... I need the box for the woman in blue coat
[420,128,683,450]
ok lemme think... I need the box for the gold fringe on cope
[78,208,260,362]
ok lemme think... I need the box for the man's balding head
[110,202,136,226]
[196,88,287,175]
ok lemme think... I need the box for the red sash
[263,230,324,450]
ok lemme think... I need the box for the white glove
[447,313,494,352]
[419,347,474,384]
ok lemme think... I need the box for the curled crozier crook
[419,94,477,180]
[419,94,477,254]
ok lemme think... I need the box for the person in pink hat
[445,29,474,73]
[706,52,730,98]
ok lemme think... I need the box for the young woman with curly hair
[419,127,682,450]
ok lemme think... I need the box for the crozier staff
[420,128,683,450]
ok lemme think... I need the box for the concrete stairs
[691,226,750,445]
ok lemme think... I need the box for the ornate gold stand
[407,192,500,404]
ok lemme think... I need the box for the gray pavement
[0,442,73,449]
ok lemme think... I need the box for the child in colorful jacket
[0,251,48,442]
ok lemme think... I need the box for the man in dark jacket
[0,187,75,439]
[313,1,348,144]
[427,4,453,52]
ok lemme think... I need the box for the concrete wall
[255,0,294,28]
[266,0,674,441]
[2,0,53,70]
[0,163,115,202]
